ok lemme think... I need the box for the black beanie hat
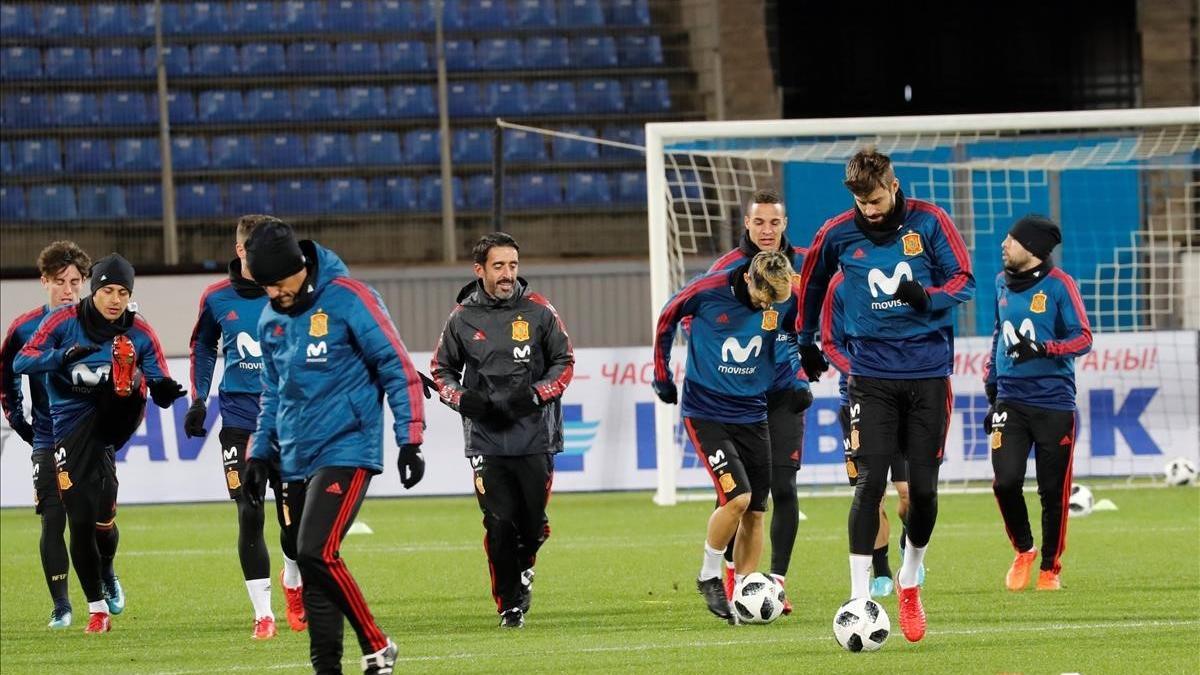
[245,220,306,285]
[1009,214,1062,261]
[91,253,135,294]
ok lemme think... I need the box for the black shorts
[218,426,282,500]
[839,404,910,486]
[684,417,771,512]
[54,417,119,523]
[766,390,805,470]
[847,375,951,467]
[31,447,61,515]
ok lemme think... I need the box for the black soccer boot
[361,638,397,674]
[697,577,735,624]
[499,607,524,629]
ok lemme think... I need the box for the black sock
[237,497,270,580]
[95,523,119,581]
[872,544,892,579]
[40,504,71,607]
[899,523,908,553]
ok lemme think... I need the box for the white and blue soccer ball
[732,573,785,624]
[1068,483,1094,517]
[832,597,890,652]
[1164,458,1198,486]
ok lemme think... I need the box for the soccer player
[184,215,306,639]
[653,251,803,624]
[795,149,974,642]
[239,221,425,674]
[705,190,812,611]
[984,215,1091,592]
[1,241,91,628]
[430,232,574,630]
[14,253,186,633]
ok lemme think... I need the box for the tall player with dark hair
[796,149,974,642]
[2,241,91,628]
[984,215,1091,592]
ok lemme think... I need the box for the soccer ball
[833,597,890,652]
[732,573,784,624]
[1164,457,1198,486]
[1068,483,1093,517]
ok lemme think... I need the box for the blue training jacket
[819,272,852,407]
[249,241,426,481]
[984,267,1092,410]
[1,305,53,449]
[798,192,975,379]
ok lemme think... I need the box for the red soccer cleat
[1006,548,1038,592]
[723,566,735,601]
[281,569,307,632]
[84,612,111,634]
[896,579,926,643]
[772,574,793,615]
[111,335,137,397]
[252,616,277,640]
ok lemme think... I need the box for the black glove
[397,443,425,489]
[63,344,100,364]
[1007,332,1047,365]
[893,279,930,312]
[652,379,677,405]
[507,388,541,418]
[983,405,998,434]
[183,399,207,438]
[242,457,269,507]
[985,382,998,406]
[149,377,186,409]
[790,387,814,413]
[419,372,438,400]
[457,389,492,420]
[10,418,34,445]
[798,343,828,383]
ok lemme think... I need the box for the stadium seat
[529,80,575,114]
[0,186,26,221]
[571,36,617,68]
[210,135,257,169]
[244,89,291,122]
[144,46,191,76]
[566,171,611,205]
[258,134,306,168]
[418,175,465,211]
[66,139,114,172]
[4,93,49,127]
[308,133,354,166]
[382,41,430,72]
[376,0,426,32]
[40,4,85,36]
[326,178,369,213]
[614,170,645,203]
[177,183,223,218]
[342,86,387,118]
[142,3,188,35]
[326,0,373,31]
[0,142,10,173]
[1,47,41,79]
[230,2,278,33]
[28,185,78,221]
[369,176,420,212]
[503,129,546,162]
[447,82,481,116]
[295,87,339,119]
[601,125,645,158]
[53,92,100,126]
[463,0,509,29]
[335,42,382,73]
[444,40,477,70]
[430,0,466,30]
[576,78,623,113]
[464,174,493,209]
[45,47,93,79]
[100,92,149,125]
[188,2,230,33]
[628,77,671,112]
[13,139,63,174]
[274,179,322,215]
[170,136,210,170]
[113,137,162,171]
[513,0,556,27]
[280,1,323,32]
[241,43,287,75]
[389,84,436,118]
[126,184,163,218]
[505,172,561,207]
[226,182,272,215]
[198,90,244,122]
[619,35,663,67]
[610,0,650,26]
[193,44,239,75]
[524,37,569,69]
[483,81,530,116]
[94,47,142,77]
[355,132,402,165]
[153,91,197,124]
[90,3,136,35]
[559,0,604,27]
[477,38,523,70]
[403,129,440,164]
[78,185,128,219]
[552,125,599,161]
[0,4,37,37]
[452,128,493,164]
[287,42,334,73]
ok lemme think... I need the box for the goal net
[646,108,1200,505]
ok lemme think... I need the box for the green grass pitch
[2,483,1198,674]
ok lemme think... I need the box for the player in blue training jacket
[1,241,91,629]
[705,190,812,613]
[653,251,804,624]
[983,215,1091,593]
[15,253,186,634]
[796,149,974,643]
[239,221,426,675]
[184,215,306,640]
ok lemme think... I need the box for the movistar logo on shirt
[718,336,761,375]
[868,261,914,309]
[1002,319,1036,347]
[71,363,110,391]
[234,332,264,370]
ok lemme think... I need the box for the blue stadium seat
[281,1,323,32]
[5,94,49,127]
[619,35,663,66]
[258,134,306,168]
[576,78,623,113]
[418,175,465,211]
[326,0,373,31]
[610,0,650,26]
[552,125,599,161]
[308,133,354,166]
[170,136,209,170]
[274,179,323,215]
[529,80,575,114]
[628,77,671,112]
[369,177,419,212]
[464,174,493,209]
[477,38,523,70]
[29,185,78,220]
[66,139,113,172]
[0,186,26,221]
[13,139,63,174]
[376,0,425,32]
[566,171,611,205]
[342,86,387,118]
[40,4,85,36]
[113,137,162,171]
[198,90,244,122]
[45,47,93,79]
[140,3,188,35]
[230,2,278,33]
[226,182,272,215]
[355,131,401,165]
[444,40,476,70]
[154,91,197,123]
[505,173,561,207]
[193,44,239,75]
[244,89,291,122]
[1,47,41,79]
[0,142,10,173]
[241,43,287,75]
[559,0,603,27]
[94,47,142,77]
[78,185,128,219]
[463,0,509,29]
[513,0,555,27]
[287,42,333,73]
[0,4,37,37]
[188,2,229,33]
[101,92,149,125]
[524,37,569,69]
[452,128,493,164]
[295,87,339,119]
[327,178,369,213]
[335,42,382,73]
[53,92,100,126]
[483,81,529,116]
[447,82,481,116]
[178,183,223,218]
[210,135,257,169]
[503,129,546,162]
[389,84,436,117]
[429,0,466,30]
[382,42,430,72]
[126,184,163,218]
[143,46,191,76]
[90,3,136,35]
[403,129,440,164]
[614,170,646,203]
[571,36,617,68]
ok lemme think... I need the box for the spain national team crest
[226,468,241,490]
[761,309,779,331]
[511,317,530,342]
[309,309,329,337]
[991,430,1003,450]
[57,470,72,491]
[850,428,860,451]
[1030,291,1048,314]
[845,458,858,480]
[475,476,486,494]
[719,473,737,494]
[902,232,924,256]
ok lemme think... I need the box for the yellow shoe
[1035,570,1061,591]
[1005,548,1037,591]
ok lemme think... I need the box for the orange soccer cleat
[1005,548,1038,592]
[1035,570,1061,591]
[252,616,277,640]
[896,579,926,643]
[111,335,137,397]
[84,612,111,634]
[281,569,307,632]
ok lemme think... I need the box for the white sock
[699,542,725,580]
[898,536,927,588]
[734,573,745,587]
[771,573,785,587]
[282,556,301,589]
[88,600,109,614]
[245,578,273,619]
[725,558,736,571]
[850,554,872,599]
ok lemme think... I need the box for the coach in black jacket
[431,232,574,629]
